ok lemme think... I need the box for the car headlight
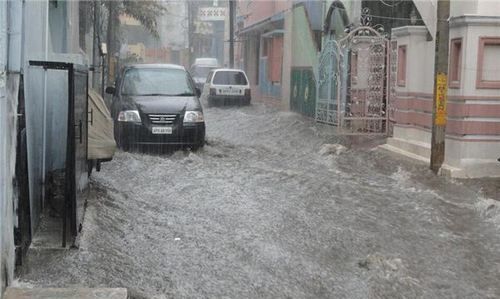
[117,110,141,123]
[183,111,204,123]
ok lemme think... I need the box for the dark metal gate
[29,61,89,247]
[14,74,32,265]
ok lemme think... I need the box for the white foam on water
[475,197,500,229]
[318,144,347,156]
[10,279,35,288]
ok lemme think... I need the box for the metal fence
[315,27,390,135]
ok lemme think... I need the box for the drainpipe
[7,0,22,73]
[229,0,235,68]
[93,0,102,91]
[0,0,8,158]
[41,0,49,208]
[0,0,7,70]
[0,0,8,156]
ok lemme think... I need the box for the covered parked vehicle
[190,58,219,90]
[107,64,205,151]
[88,89,116,172]
[190,64,217,90]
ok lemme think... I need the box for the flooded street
[19,103,500,298]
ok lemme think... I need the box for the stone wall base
[4,288,128,299]
[381,126,500,178]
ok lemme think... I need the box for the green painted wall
[290,67,316,117]
[289,1,354,118]
[290,6,318,117]
[291,6,317,68]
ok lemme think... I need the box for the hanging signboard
[198,7,226,21]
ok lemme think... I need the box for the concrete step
[385,137,431,160]
[4,287,128,299]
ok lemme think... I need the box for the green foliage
[122,0,167,38]
[122,53,144,64]
[105,0,167,38]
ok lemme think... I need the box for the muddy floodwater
[18,103,500,298]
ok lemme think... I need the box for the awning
[237,12,284,35]
[261,30,285,38]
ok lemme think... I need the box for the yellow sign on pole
[435,73,448,126]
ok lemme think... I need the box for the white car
[194,58,218,66]
[202,69,251,107]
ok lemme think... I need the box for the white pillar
[281,0,293,110]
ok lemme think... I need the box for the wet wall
[0,0,17,294]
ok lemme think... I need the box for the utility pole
[430,0,450,174]
[187,0,194,66]
[93,0,99,89]
[228,0,234,68]
[106,0,118,85]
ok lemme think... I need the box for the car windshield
[191,66,214,78]
[121,68,195,96]
[212,71,248,85]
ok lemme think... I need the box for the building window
[261,38,270,58]
[477,37,500,89]
[397,45,407,87]
[449,38,462,88]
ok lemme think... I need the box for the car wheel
[117,140,129,151]
[115,133,129,151]
[191,139,205,151]
[207,98,214,107]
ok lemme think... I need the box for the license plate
[152,127,172,134]
[219,87,242,96]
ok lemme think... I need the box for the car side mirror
[196,88,201,97]
[105,86,116,95]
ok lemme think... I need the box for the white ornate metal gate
[315,9,390,135]
[315,39,341,125]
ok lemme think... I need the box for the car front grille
[148,114,178,125]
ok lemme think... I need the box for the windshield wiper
[139,93,171,96]
[172,92,196,96]
[127,92,195,96]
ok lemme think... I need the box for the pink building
[236,0,291,100]
[384,1,500,178]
